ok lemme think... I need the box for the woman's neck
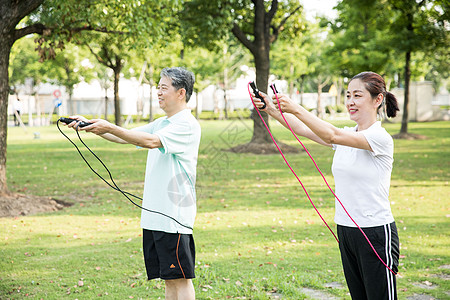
[356,117,377,131]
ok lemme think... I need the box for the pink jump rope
[247,81,397,275]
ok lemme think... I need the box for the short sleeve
[362,127,393,157]
[154,121,193,155]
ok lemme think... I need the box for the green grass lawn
[1,119,449,299]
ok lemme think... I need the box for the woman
[254,71,400,300]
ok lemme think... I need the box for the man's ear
[178,88,187,101]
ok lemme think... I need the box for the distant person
[13,98,23,126]
[253,71,400,300]
[67,67,200,300]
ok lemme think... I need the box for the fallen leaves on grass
[201,284,213,291]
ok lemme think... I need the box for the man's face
[157,76,184,113]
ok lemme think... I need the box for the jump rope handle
[249,81,266,109]
[59,117,93,128]
[270,83,279,94]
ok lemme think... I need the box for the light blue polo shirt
[133,109,201,234]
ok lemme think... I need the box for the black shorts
[337,222,399,300]
[143,229,196,280]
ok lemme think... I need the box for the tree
[185,37,250,119]
[136,40,185,121]
[218,41,251,119]
[422,46,450,92]
[272,19,334,117]
[45,44,95,116]
[88,63,114,121]
[8,35,45,112]
[0,0,44,195]
[8,35,48,126]
[183,46,223,119]
[182,0,302,152]
[328,0,395,78]
[9,37,95,124]
[329,0,448,136]
[86,36,128,126]
[387,0,449,137]
[0,0,179,196]
[9,36,42,92]
[271,17,312,98]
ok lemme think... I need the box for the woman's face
[346,79,379,124]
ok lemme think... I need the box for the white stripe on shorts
[384,223,394,300]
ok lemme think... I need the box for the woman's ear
[374,93,384,107]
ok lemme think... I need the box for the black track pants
[337,222,399,300]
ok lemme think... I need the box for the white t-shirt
[133,109,201,234]
[332,121,395,227]
[13,99,23,112]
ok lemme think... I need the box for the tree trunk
[223,66,229,120]
[147,66,154,122]
[0,35,14,195]
[400,51,411,134]
[250,52,272,144]
[149,84,153,122]
[223,89,228,120]
[317,76,330,118]
[104,94,108,121]
[317,81,323,118]
[67,86,74,116]
[0,0,45,194]
[195,91,199,119]
[113,65,122,126]
[213,86,219,114]
[289,63,294,98]
[336,77,343,106]
[300,74,305,106]
[64,59,75,115]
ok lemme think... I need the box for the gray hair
[160,67,195,102]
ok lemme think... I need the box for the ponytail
[385,91,399,118]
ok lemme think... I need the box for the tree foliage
[386,0,448,134]
[270,14,311,97]
[329,0,448,135]
[9,36,43,90]
[0,0,180,194]
[181,0,303,147]
[328,0,395,78]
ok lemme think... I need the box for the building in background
[8,75,450,126]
